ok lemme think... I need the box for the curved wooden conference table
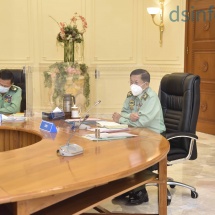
[0,117,169,215]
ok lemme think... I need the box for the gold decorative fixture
[147,0,165,46]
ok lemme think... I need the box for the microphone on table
[57,119,86,157]
[85,100,101,114]
[78,100,101,130]
[57,100,101,156]
[78,114,90,129]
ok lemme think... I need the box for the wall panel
[38,0,86,63]
[92,0,137,64]
[143,0,185,65]
[0,0,31,63]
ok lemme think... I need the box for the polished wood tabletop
[0,117,169,214]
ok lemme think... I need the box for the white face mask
[0,86,10,94]
[130,84,143,96]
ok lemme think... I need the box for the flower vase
[64,41,74,62]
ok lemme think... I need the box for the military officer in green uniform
[112,68,165,134]
[0,70,22,114]
[112,69,166,205]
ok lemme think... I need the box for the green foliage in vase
[44,71,52,88]
[79,63,90,107]
[79,63,88,75]
[84,73,90,107]
[50,13,87,44]
[43,62,90,107]
[45,13,90,108]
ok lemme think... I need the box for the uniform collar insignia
[127,91,133,97]
[10,86,18,92]
[141,92,148,100]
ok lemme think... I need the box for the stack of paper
[2,114,26,122]
[65,118,102,125]
[84,132,137,141]
[87,128,129,133]
[96,121,128,129]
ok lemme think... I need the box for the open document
[1,113,26,122]
[96,121,128,129]
[87,127,129,133]
[83,132,137,141]
[65,118,102,125]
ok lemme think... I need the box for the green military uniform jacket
[119,87,166,134]
[0,85,22,114]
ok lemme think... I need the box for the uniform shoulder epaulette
[127,91,133,97]
[10,86,18,92]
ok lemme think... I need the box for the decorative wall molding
[0,0,32,64]
[38,0,86,63]
[0,0,186,112]
[143,0,185,65]
[0,64,27,70]
[91,0,138,64]
[93,65,184,74]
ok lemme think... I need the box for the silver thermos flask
[63,94,75,119]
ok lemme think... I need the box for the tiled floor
[86,132,215,214]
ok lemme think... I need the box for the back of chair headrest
[161,73,199,96]
[8,69,25,84]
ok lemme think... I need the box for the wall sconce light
[147,0,165,46]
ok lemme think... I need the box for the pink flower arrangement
[50,13,87,44]
[66,66,81,75]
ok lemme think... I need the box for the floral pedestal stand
[44,62,90,112]
[44,13,89,111]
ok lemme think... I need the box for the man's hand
[112,112,121,123]
[129,113,139,122]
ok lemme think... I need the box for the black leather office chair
[1,68,26,112]
[159,72,200,205]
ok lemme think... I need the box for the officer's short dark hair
[0,69,14,84]
[130,69,150,83]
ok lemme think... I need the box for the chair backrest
[160,73,200,160]
[10,69,26,112]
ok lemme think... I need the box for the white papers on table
[96,121,128,129]
[2,114,26,122]
[13,113,25,117]
[87,128,129,133]
[65,118,101,122]
[83,132,137,141]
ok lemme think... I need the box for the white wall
[0,0,186,114]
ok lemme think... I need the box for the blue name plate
[40,120,57,133]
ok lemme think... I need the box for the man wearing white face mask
[112,69,166,205]
[0,70,22,114]
[112,69,165,134]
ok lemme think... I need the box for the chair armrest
[166,132,198,141]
